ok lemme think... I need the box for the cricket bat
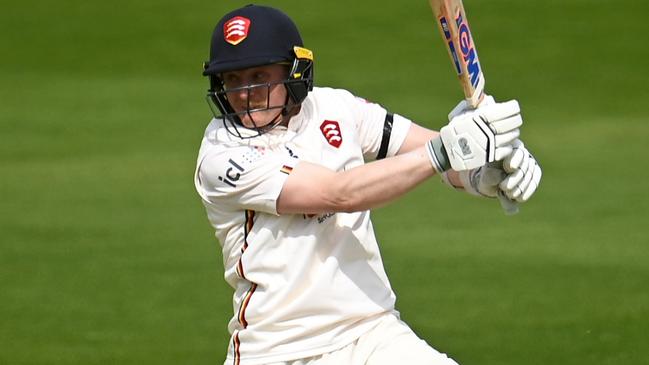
[428,0,519,215]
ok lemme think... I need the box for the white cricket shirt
[194,87,412,365]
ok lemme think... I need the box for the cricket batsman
[194,4,542,365]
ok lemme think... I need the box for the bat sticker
[455,13,482,88]
[439,16,462,75]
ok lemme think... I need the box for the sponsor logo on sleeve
[218,158,245,188]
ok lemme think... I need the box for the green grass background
[1,0,648,364]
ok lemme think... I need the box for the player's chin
[240,110,278,129]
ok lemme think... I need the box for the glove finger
[510,138,524,150]
[516,161,535,196]
[504,184,521,200]
[519,181,537,202]
[503,143,525,172]
[517,150,531,174]
[494,145,513,161]
[494,129,520,147]
[489,114,523,134]
[479,99,520,123]
[520,164,543,202]
[513,155,538,200]
[500,169,524,191]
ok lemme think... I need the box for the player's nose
[231,86,252,102]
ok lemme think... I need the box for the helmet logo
[224,16,251,45]
[320,120,343,148]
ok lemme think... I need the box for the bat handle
[498,191,519,215]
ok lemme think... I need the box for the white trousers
[265,314,460,365]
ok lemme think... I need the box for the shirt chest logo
[319,120,343,148]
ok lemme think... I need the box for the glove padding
[500,139,542,202]
[459,139,541,203]
[427,98,522,172]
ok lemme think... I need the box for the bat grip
[498,191,519,215]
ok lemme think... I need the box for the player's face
[221,64,289,129]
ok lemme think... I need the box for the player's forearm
[332,147,436,212]
[277,146,436,214]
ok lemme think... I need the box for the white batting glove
[500,139,542,202]
[445,95,504,197]
[455,139,541,203]
[426,98,522,173]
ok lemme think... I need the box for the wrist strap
[426,137,451,173]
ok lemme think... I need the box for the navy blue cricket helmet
[203,5,314,137]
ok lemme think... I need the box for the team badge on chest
[319,120,343,148]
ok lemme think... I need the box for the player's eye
[222,74,240,87]
[253,72,268,83]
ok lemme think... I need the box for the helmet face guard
[206,80,288,139]
[206,51,314,138]
[202,5,314,138]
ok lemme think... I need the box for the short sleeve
[196,146,298,215]
[337,90,412,161]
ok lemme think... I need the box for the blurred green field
[1,0,648,364]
